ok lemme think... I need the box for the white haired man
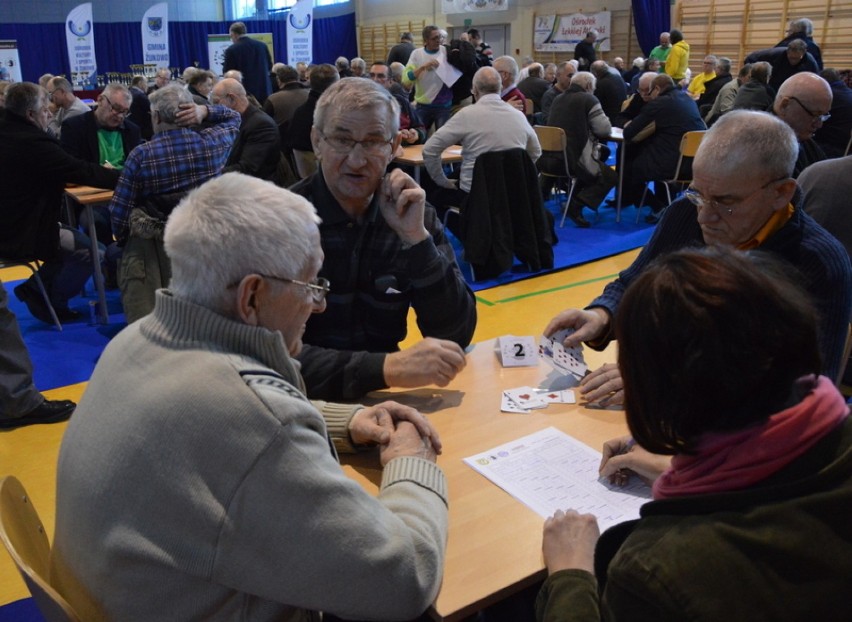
[52,172,448,621]
[545,110,851,403]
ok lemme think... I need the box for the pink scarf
[653,376,849,500]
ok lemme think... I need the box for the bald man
[211,77,281,182]
[773,72,832,177]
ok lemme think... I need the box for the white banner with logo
[65,2,98,88]
[142,3,169,69]
[534,12,612,53]
[287,0,313,65]
[442,0,508,14]
[208,33,273,77]
[0,40,23,82]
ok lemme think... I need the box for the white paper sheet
[435,59,463,87]
[463,427,651,532]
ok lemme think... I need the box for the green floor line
[493,274,619,304]
[475,295,496,307]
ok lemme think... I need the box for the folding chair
[0,259,62,331]
[533,125,579,227]
[0,476,82,622]
[637,130,706,223]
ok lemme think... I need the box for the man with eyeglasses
[45,76,89,138]
[773,72,832,177]
[403,25,455,133]
[290,78,476,401]
[52,173,449,621]
[1,82,120,326]
[61,83,142,246]
[369,61,425,145]
[108,84,239,323]
[544,110,851,404]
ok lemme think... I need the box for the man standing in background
[664,29,690,85]
[223,21,272,104]
[649,32,671,72]
[574,30,597,71]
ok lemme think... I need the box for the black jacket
[61,110,142,166]
[222,35,273,103]
[0,111,119,260]
[223,105,281,181]
[460,149,554,279]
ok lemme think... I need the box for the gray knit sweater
[51,290,448,621]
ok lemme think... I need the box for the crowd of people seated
[1,14,851,622]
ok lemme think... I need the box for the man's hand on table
[349,400,442,458]
[579,363,624,406]
[383,337,467,389]
[379,420,439,465]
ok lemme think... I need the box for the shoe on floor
[13,281,55,324]
[567,202,591,228]
[56,307,83,322]
[0,399,75,429]
[645,207,667,225]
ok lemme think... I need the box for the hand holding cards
[539,329,588,381]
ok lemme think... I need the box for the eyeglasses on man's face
[101,94,130,117]
[259,275,331,304]
[318,130,393,156]
[787,96,831,123]
[684,177,787,216]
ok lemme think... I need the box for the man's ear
[771,178,797,212]
[310,126,321,155]
[235,275,263,325]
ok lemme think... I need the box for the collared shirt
[738,203,795,250]
[289,168,476,401]
[109,105,240,240]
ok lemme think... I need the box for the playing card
[540,329,588,378]
[501,392,530,413]
[536,389,577,404]
[505,386,548,410]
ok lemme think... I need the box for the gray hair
[787,39,808,55]
[5,82,44,117]
[717,57,732,74]
[335,56,350,70]
[750,61,772,84]
[229,21,247,36]
[165,173,321,313]
[308,63,339,92]
[314,77,400,138]
[590,60,609,78]
[131,75,147,90]
[528,63,543,78]
[389,62,405,82]
[493,55,519,82]
[223,69,244,82]
[351,57,366,72]
[102,83,132,107]
[156,68,171,79]
[149,84,194,123]
[788,18,813,36]
[695,110,798,180]
[472,67,501,95]
[49,76,73,93]
[571,71,596,92]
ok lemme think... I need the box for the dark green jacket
[537,416,852,621]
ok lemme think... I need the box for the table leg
[616,141,626,224]
[85,204,109,324]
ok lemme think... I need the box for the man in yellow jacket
[665,29,690,84]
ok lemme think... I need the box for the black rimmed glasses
[684,177,788,216]
[317,130,393,156]
[787,96,831,122]
[101,94,130,117]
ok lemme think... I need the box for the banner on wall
[208,33,274,76]
[287,0,313,65]
[0,41,23,82]
[442,0,508,14]
[534,13,612,53]
[142,3,170,69]
[65,2,98,88]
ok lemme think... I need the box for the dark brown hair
[616,247,821,454]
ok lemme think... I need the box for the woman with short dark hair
[537,246,852,621]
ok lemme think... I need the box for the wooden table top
[65,185,114,204]
[341,339,625,621]
[394,144,463,167]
